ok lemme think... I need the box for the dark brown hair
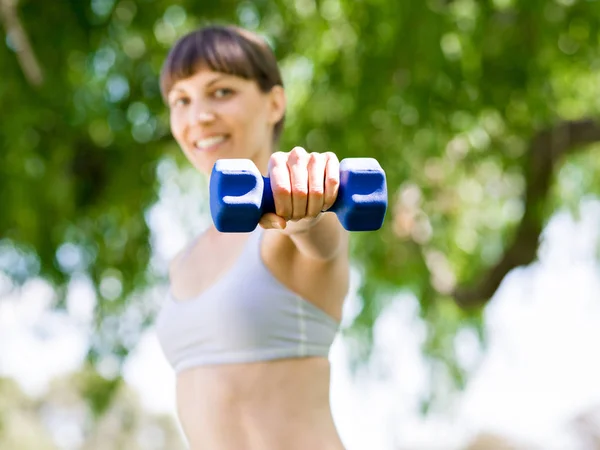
[160,25,285,143]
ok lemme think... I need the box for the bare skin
[166,68,350,450]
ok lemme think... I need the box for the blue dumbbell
[209,158,388,233]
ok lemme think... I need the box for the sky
[1,160,599,449]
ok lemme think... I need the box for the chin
[195,158,217,176]
[180,154,210,175]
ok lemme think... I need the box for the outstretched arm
[259,147,348,261]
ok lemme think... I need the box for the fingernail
[271,221,282,229]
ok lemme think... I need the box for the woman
[155,24,350,450]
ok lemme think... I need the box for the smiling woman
[154,24,351,450]
[164,68,283,174]
[159,25,286,173]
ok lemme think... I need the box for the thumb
[259,212,287,230]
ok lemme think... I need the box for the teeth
[194,135,226,149]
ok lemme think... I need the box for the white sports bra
[155,227,340,373]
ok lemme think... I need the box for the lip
[191,134,229,152]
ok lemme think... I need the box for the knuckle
[325,151,338,161]
[309,184,324,196]
[292,184,308,197]
[272,182,291,196]
[307,152,325,169]
[308,151,320,163]
[270,152,287,165]
[327,174,340,185]
[288,147,309,165]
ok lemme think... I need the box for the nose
[188,101,215,125]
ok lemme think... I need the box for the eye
[213,88,234,99]
[169,97,189,108]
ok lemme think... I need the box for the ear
[267,85,286,125]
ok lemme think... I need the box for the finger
[269,152,293,221]
[259,212,287,230]
[323,152,340,211]
[306,152,326,218]
[287,146,309,221]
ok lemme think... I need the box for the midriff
[176,357,345,450]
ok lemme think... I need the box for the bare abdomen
[176,357,345,450]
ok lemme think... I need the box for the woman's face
[167,68,285,175]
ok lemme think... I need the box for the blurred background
[1,0,600,448]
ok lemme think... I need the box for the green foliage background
[1,0,599,441]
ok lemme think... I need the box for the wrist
[283,213,325,235]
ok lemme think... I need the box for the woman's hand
[259,147,340,231]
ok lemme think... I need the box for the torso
[167,226,349,450]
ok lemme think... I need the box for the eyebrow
[169,74,232,96]
[206,74,229,87]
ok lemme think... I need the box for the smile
[194,135,228,151]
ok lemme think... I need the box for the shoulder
[168,247,187,282]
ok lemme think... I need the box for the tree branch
[0,0,44,86]
[453,118,600,309]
